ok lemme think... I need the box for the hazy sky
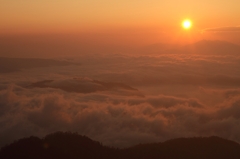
[1,1,239,33]
[0,0,240,27]
[0,1,240,47]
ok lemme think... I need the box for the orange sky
[1,0,240,44]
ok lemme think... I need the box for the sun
[182,19,192,30]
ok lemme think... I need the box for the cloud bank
[0,82,240,148]
[203,26,240,32]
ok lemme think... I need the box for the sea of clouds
[1,48,240,148]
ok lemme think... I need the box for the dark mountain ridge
[1,132,240,159]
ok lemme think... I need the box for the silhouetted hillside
[0,132,119,159]
[123,136,240,159]
[1,132,240,159]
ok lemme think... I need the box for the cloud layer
[1,84,240,148]
[1,40,240,148]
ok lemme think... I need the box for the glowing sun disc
[182,20,192,29]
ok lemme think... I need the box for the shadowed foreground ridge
[1,132,240,159]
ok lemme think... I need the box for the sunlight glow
[182,20,192,29]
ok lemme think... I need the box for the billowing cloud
[1,83,240,148]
